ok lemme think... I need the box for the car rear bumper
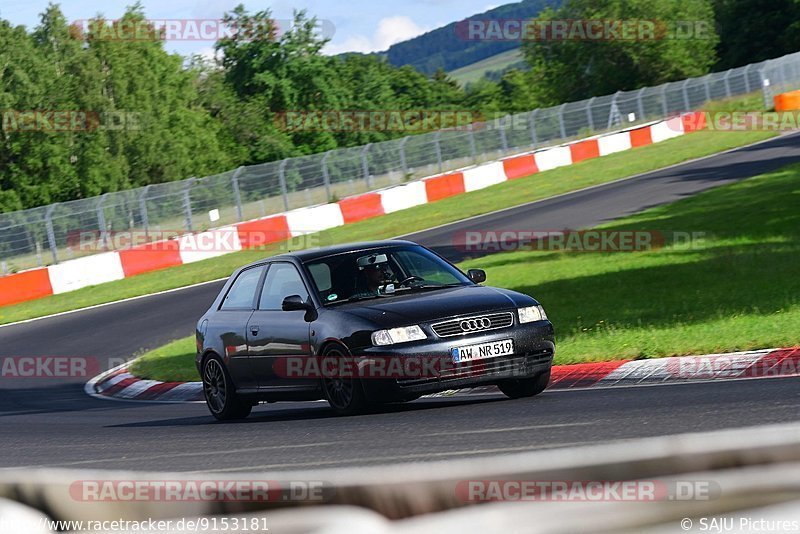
[355,320,555,402]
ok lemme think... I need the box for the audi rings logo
[460,317,492,332]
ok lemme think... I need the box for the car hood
[337,285,537,327]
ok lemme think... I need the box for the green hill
[382,0,558,75]
[448,48,526,86]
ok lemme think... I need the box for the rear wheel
[202,356,252,421]
[321,345,369,416]
[498,371,550,399]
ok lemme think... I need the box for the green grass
[131,162,800,381]
[463,164,800,363]
[0,118,775,326]
[129,336,199,382]
[449,49,524,86]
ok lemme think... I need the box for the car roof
[243,239,420,268]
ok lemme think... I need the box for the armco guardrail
[1,422,800,533]
[0,114,706,307]
[1,51,799,275]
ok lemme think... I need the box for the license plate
[451,339,514,364]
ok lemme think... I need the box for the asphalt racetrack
[2,132,800,472]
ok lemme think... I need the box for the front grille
[430,311,514,338]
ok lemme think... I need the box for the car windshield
[304,245,471,304]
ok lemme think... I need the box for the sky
[0,0,500,57]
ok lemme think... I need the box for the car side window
[220,266,264,310]
[259,263,310,310]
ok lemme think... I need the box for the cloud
[323,15,429,55]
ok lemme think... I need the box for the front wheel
[202,356,252,421]
[498,371,550,399]
[320,345,369,416]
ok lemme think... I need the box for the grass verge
[131,161,800,380]
[129,337,199,382]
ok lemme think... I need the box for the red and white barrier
[463,162,507,192]
[1,113,704,306]
[533,145,572,171]
[47,251,125,295]
[379,181,428,213]
[178,226,242,264]
[598,131,633,156]
[286,203,345,235]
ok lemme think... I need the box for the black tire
[320,344,369,416]
[498,371,551,399]
[202,356,252,421]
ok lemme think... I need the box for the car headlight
[518,305,547,323]
[371,325,427,346]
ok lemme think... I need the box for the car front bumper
[355,320,555,402]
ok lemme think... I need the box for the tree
[521,0,720,105]
[713,0,800,69]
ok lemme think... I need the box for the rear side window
[220,267,263,310]
[259,263,310,310]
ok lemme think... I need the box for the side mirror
[282,295,318,322]
[282,295,308,311]
[467,269,486,284]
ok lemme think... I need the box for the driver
[353,254,394,298]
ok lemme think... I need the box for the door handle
[250,325,260,335]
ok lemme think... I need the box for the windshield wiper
[404,282,464,291]
[326,294,382,305]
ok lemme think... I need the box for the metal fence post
[468,125,478,163]
[681,79,691,111]
[230,167,244,222]
[498,117,509,154]
[606,92,619,130]
[138,185,152,237]
[703,75,712,103]
[585,96,596,132]
[636,88,646,122]
[529,108,539,147]
[433,132,443,173]
[743,64,753,93]
[661,83,669,116]
[278,160,289,211]
[558,103,567,138]
[321,152,332,201]
[361,143,372,187]
[182,178,195,232]
[44,204,58,264]
[96,193,109,250]
[723,70,732,98]
[398,136,409,177]
[759,67,771,109]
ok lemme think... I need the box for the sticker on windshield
[327,293,338,301]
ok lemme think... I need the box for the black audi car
[196,240,555,420]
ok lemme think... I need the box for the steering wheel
[398,275,425,287]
